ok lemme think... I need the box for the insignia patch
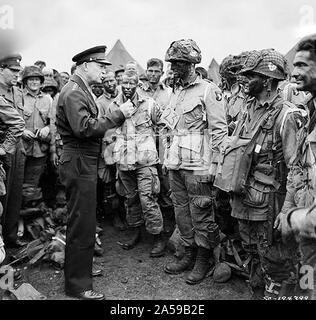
[268,62,277,71]
[160,106,180,130]
[215,91,222,101]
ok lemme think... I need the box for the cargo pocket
[136,135,157,165]
[183,101,205,129]
[242,177,270,208]
[191,196,215,220]
[192,197,213,209]
[178,132,203,164]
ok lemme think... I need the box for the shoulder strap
[244,101,283,159]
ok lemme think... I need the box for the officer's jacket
[0,83,25,156]
[161,76,227,173]
[281,97,316,215]
[0,82,24,115]
[56,74,125,153]
[106,92,160,171]
[231,94,306,221]
[0,96,25,154]
[22,88,52,157]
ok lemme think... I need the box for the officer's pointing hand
[120,99,134,118]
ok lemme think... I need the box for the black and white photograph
[0,0,316,309]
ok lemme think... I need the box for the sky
[1,0,316,72]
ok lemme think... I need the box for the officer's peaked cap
[72,45,111,66]
[0,53,22,71]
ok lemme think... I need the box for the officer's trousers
[169,169,220,250]
[59,147,98,295]
[1,141,25,244]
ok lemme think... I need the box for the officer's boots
[121,226,141,250]
[150,233,166,258]
[186,247,211,285]
[164,246,196,274]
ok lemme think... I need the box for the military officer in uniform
[56,46,134,300]
[0,54,26,248]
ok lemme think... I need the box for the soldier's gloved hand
[120,99,135,118]
[22,129,35,141]
[0,236,5,264]
[38,126,50,141]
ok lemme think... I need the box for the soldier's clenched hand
[38,126,50,140]
[120,99,135,118]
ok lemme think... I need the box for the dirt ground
[7,217,251,300]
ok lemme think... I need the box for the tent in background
[105,39,145,74]
[207,58,221,85]
[285,33,316,72]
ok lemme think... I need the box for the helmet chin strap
[266,81,271,98]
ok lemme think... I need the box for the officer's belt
[63,144,99,156]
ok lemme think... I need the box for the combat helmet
[42,77,59,95]
[22,65,45,83]
[239,49,288,80]
[219,51,250,89]
[165,39,202,64]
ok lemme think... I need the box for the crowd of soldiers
[0,36,316,301]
